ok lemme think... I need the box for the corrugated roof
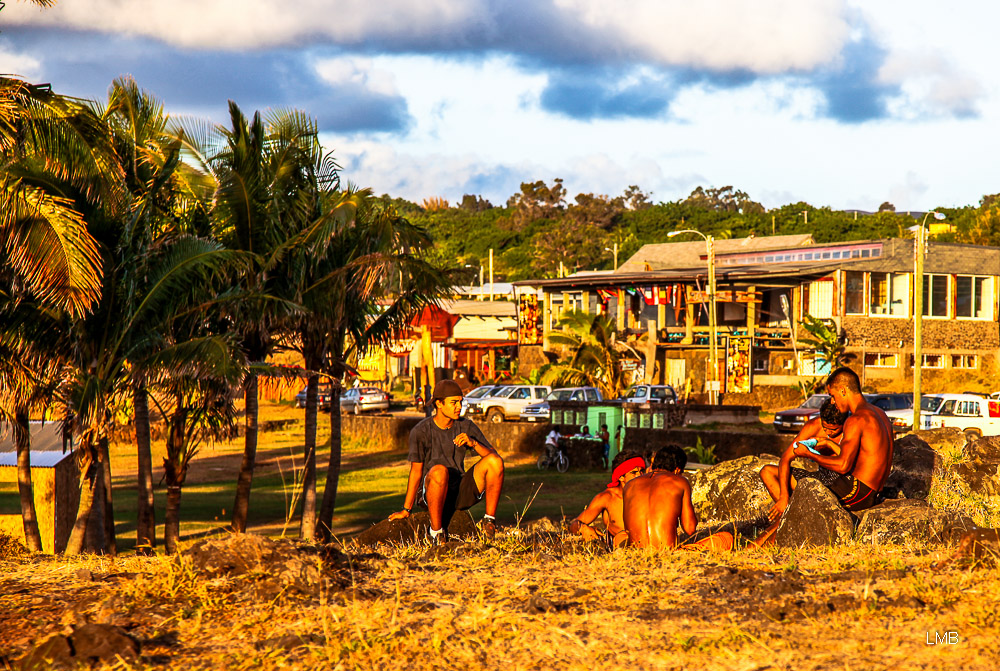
[437,299,516,317]
[617,234,814,273]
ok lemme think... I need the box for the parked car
[468,385,550,423]
[460,385,506,417]
[887,393,1000,439]
[295,382,333,409]
[340,387,390,415]
[772,394,830,433]
[621,384,678,404]
[520,386,604,422]
[864,393,913,412]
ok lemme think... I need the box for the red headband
[607,457,645,488]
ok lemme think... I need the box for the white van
[887,393,1000,439]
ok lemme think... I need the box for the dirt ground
[2,531,999,670]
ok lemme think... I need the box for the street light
[668,229,719,404]
[604,243,619,270]
[909,211,946,432]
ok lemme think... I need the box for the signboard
[725,335,753,393]
[517,294,541,344]
[688,289,761,303]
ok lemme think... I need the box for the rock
[911,427,966,456]
[354,511,478,546]
[688,455,777,518]
[20,625,138,671]
[856,499,975,545]
[701,464,775,525]
[965,435,1000,463]
[181,534,346,596]
[885,435,942,500]
[952,528,1000,564]
[774,479,854,548]
[954,461,1000,496]
[523,517,560,534]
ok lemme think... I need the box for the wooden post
[616,289,626,332]
[562,290,570,317]
[421,325,435,389]
[681,288,695,345]
[657,301,666,330]
[746,285,757,335]
[644,320,657,383]
[581,290,590,315]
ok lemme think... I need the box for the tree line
[383,182,1000,283]
[0,75,450,554]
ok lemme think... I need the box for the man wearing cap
[388,379,505,542]
[568,450,646,547]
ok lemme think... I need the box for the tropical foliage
[541,310,640,399]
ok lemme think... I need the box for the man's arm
[803,416,865,474]
[455,424,497,458]
[680,481,697,536]
[568,491,607,534]
[388,461,424,520]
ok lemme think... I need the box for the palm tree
[312,193,451,540]
[541,310,640,399]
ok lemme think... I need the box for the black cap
[431,379,464,400]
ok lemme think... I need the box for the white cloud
[314,57,399,97]
[5,0,853,74]
[0,41,42,79]
[879,52,983,118]
[555,0,851,72]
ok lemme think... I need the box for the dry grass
[3,532,1000,670]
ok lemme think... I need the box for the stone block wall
[843,317,999,349]
[340,414,550,455]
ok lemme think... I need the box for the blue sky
[2,0,996,210]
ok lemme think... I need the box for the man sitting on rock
[759,397,849,510]
[623,445,734,551]
[388,379,505,543]
[756,367,894,543]
[568,450,646,547]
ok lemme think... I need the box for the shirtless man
[623,445,733,551]
[756,367,894,544]
[759,398,848,507]
[568,450,645,547]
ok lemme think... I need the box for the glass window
[939,400,956,416]
[952,354,978,369]
[922,274,949,317]
[807,280,835,319]
[634,387,647,398]
[845,271,865,315]
[921,397,943,412]
[586,389,598,401]
[870,273,908,316]
[956,276,994,319]
[909,354,945,368]
[864,352,897,368]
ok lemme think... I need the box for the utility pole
[912,226,925,432]
[489,248,494,302]
[707,235,719,405]
[613,242,618,270]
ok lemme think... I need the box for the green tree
[541,310,639,399]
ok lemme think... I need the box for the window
[909,354,945,368]
[585,389,599,402]
[922,274,949,317]
[952,354,979,369]
[864,352,898,368]
[633,387,647,398]
[807,280,834,318]
[939,400,956,415]
[510,388,530,400]
[753,358,769,372]
[955,276,994,319]
[845,271,865,315]
[956,401,980,417]
[869,273,908,316]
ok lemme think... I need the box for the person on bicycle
[544,428,561,461]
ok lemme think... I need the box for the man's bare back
[622,472,695,549]
[839,401,894,491]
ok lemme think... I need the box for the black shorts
[790,467,878,512]
[418,466,484,513]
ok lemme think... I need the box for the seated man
[759,397,849,509]
[623,445,733,551]
[568,450,645,547]
[755,368,894,545]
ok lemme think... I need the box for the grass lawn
[102,399,607,553]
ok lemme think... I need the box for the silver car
[520,387,603,422]
[340,387,390,414]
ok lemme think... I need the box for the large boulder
[964,435,1000,463]
[911,427,966,457]
[688,455,778,519]
[702,465,775,525]
[856,499,975,545]
[955,460,1000,497]
[20,624,138,671]
[884,435,942,500]
[774,479,854,548]
[354,510,478,546]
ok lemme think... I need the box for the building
[513,235,1000,395]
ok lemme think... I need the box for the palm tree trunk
[14,408,43,552]
[317,383,342,540]
[133,381,156,553]
[65,457,98,555]
[231,373,258,533]
[98,435,117,556]
[298,372,319,541]
[164,485,183,554]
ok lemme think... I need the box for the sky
[1,0,997,211]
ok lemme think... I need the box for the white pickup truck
[887,393,1000,440]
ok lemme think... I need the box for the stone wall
[622,428,795,462]
[341,414,550,455]
[843,317,1000,349]
[722,386,802,413]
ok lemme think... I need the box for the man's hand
[567,519,582,535]
[767,497,789,523]
[454,432,478,449]
[388,509,410,521]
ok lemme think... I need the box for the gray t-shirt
[407,416,493,473]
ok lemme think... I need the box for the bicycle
[537,444,569,472]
